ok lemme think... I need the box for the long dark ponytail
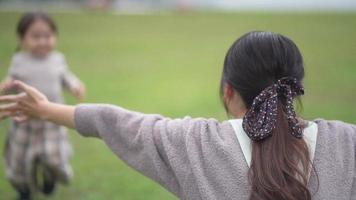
[220,31,312,200]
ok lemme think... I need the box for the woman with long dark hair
[1,31,355,200]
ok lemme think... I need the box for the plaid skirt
[3,119,73,191]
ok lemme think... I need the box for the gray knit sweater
[74,104,356,200]
[8,51,81,103]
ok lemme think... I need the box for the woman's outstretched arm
[0,80,194,196]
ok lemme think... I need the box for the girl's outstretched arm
[0,81,75,128]
[61,68,86,100]
[60,55,86,100]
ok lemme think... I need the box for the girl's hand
[0,80,49,122]
[0,78,12,94]
[72,84,86,101]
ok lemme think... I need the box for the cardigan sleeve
[349,124,356,199]
[74,104,193,196]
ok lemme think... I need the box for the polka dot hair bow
[242,77,305,141]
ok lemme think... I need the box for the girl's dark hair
[220,31,312,200]
[17,11,57,38]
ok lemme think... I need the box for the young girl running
[1,31,355,200]
[0,12,85,200]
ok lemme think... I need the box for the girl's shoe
[42,174,56,195]
[33,160,57,196]
[16,188,31,200]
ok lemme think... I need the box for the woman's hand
[0,80,49,121]
[0,81,76,128]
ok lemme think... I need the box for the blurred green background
[0,11,356,199]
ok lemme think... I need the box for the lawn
[0,11,355,200]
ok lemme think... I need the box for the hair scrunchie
[242,77,305,141]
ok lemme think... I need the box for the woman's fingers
[13,81,38,98]
[2,81,47,103]
[0,110,28,122]
[13,115,29,123]
[1,81,17,93]
[0,93,26,103]
[0,102,28,122]
[13,81,47,101]
[0,110,22,121]
[0,102,19,112]
[1,80,33,96]
[0,94,19,103]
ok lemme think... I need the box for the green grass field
[0,11,355,199]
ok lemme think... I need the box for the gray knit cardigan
[74,104,356,200]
